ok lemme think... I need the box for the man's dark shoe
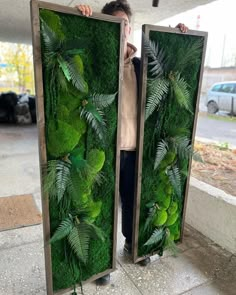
[138,257,151,266]
[123,240,132,255]
[96,274,110,286]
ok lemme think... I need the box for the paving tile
[64,263,142,295]
[0,153,40,197]
[178,225,214,252]
[0,224,43,249]
[0,241,46,295]
[183,245,233,280]
[118,249,210,295]
[182,280,234,295]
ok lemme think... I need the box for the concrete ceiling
[0,0,217,44]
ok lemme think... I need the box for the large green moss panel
[39,8,120,291]
[137,30,205,257]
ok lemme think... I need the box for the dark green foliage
[137,30,204,257]
[146,78,169,120]
[144,228,164,247]
[79,93,116,141]
[40,8,120,292]
[167,166,182,199]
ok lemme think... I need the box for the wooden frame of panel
[133,24,208,264]
[30,0,124,293]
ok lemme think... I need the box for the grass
[199,112,236,123]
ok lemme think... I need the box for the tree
[0,42,35,93]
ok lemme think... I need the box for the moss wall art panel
[133,25,207,262]
[31,1,123,293]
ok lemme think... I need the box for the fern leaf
[84,103,104,123]
[146,77,169,120]
[43,160,71,203]
[174,136,203,163]
[154,140,169,170]
[173,39,203,73]
[43,160,58,199]
[143,205,157,233]
[91,93,117,109]
[80,105,106,141]
[57,55,71,82]
[40,10,64,40]
[50,215,74,244]
[143,35,165,78]
[167,166,182,199]
[93,171,106,186]
[165,126,190,139]
[40,19,60,54]
[164,230,180,257]
[55,160,71,203]
[144,228,164,247]
[68,223,91,264]
[57,69,68,92]
[66,58,87,93]
[87,222,105,242]
[69,149,93,179]
[169,72,192,112]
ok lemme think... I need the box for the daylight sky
[134,0,236,67]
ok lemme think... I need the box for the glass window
[232,84,236,94]
[221,83,235,93]
[211,84,222,92]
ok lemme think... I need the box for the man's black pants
[120,150,136,244]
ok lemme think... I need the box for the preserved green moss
[47,120,81,158]
[137,30,204,257]
[40,8,120,291]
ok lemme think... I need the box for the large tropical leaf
[69,148,93,179]
[154,140,169,170]
[143,205,157,233]
[43,160,58,198]
[143,36,166,78]
[169,72,192,113]
[144,228,165,247]
[164,230,179,257]
[164,125,190,139]
[167,166,182,199]
[55,160,71,203]
[67,58,88,93]
[173,136,202,163]
[173,38,203,73]
[146,77,169,120]
[44,159,71,203]
[91,93,117,109]
[68,223,91,264]
[57,55,71,82]
[175,136,192,160]
[80,104,106,141]
[40,10,64,40]
[50,215,74,243]
[40,19,60,56]
[87,222,105,242]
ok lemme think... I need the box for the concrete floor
[0,124,236,295]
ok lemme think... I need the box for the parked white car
[205,81,236,114]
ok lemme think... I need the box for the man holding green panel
[76,0,188,285]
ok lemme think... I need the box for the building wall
[201,67,236,94]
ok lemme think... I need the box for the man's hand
[75,4,92,17]
[176,23,188,33]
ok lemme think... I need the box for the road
[195,114,236,148]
